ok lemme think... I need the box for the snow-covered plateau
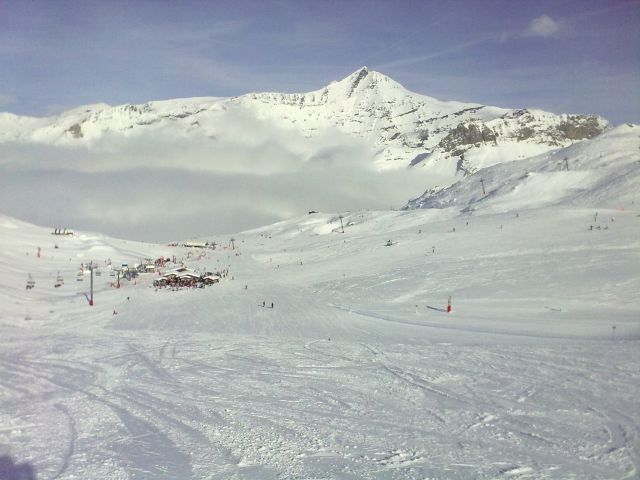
[1,119,639,479]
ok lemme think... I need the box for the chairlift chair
[26,274,35,290]
[54,272,64,288]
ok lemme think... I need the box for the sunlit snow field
[1,199,639,479]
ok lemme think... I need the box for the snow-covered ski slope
[408,124,640,213]
[1,150,639,480]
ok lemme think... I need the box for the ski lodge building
[154,267,220,288]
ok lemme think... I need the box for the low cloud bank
[0,115,436,241]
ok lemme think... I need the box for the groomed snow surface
[1,199,638,480]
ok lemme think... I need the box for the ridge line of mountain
[0,67,611,173]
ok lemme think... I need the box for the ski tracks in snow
[1,331,638,479]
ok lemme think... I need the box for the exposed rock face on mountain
[437,123,498,157]
[405,124,640,212]
[0,67,609,174]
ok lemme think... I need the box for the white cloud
[525,15,562,38]
[0,111,435,242]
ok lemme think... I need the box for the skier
[271,302,274,309]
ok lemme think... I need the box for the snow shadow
[0,455,37,480]
[426,305,447,312]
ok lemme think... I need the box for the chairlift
[26,274,35,290]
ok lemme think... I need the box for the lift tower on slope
[88,261,95,306]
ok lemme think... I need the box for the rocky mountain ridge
[0,68,609,173]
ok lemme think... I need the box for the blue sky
[1,0,639,124]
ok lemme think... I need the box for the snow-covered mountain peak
[240,67,464,114]
[0,69,611,174]
[325,66,406,100]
